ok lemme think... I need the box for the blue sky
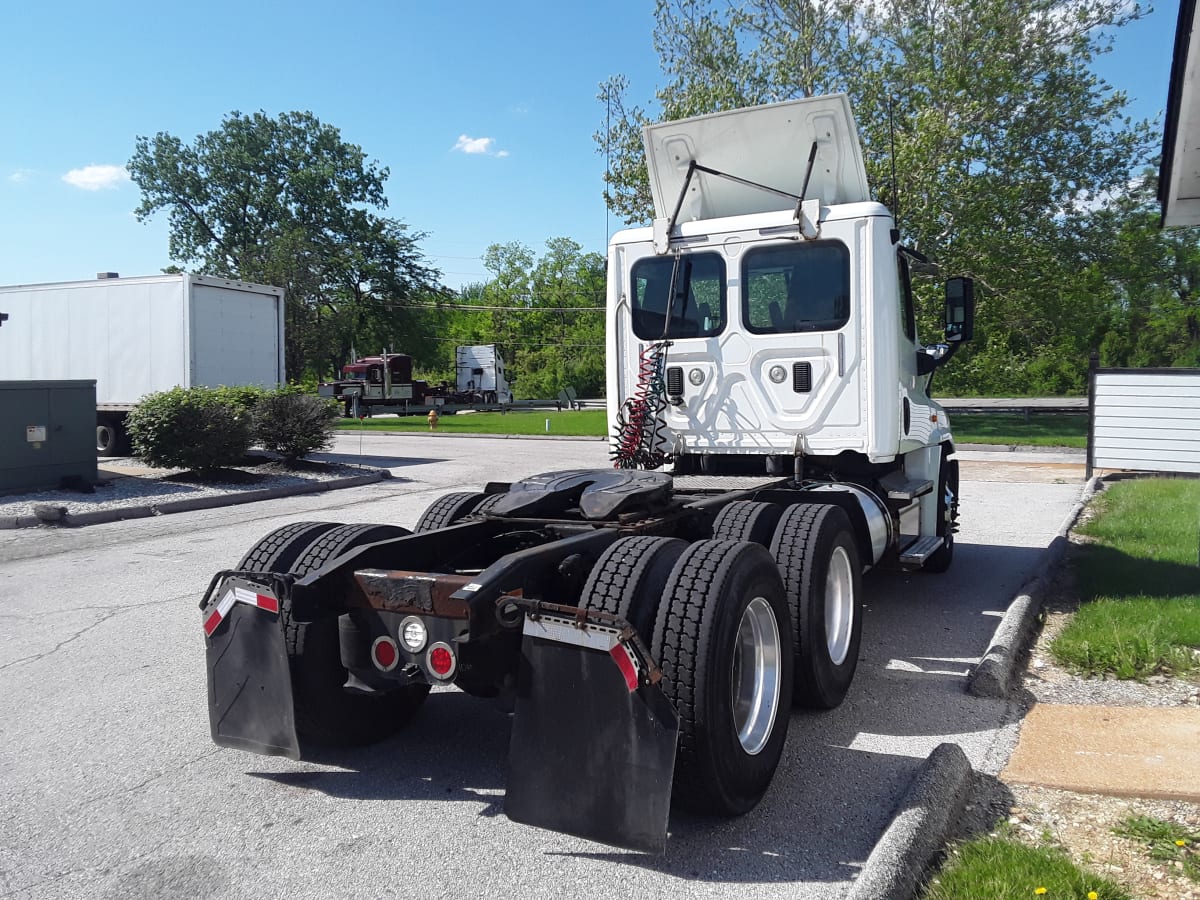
[0,0,1180,292]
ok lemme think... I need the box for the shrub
[126,387,252,471]
[210,384,267,416]
[253,391,337,463]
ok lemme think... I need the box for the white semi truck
[0,274,286,455]
[199,94,973,852]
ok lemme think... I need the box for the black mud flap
[505,612,679,853]
[201,575,300,760]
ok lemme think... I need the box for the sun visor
[642,94,871,222]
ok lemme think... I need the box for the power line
[405,303,605,312]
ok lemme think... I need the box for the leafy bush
[253,391,337,462]
[210,384,267,416]
[126,387,252,471]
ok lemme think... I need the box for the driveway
[0,435,1082,898]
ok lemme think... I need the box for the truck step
[899,535,944,565]
[878,471,934,501]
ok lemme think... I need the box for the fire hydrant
[427,409,440,431]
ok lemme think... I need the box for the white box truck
[0,274,285,455]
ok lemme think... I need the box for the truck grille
[666,366,684,397]
[793,362,812,393]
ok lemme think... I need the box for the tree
[597,0,1159,394]
[425,240,606,399]
[128,110,441,380]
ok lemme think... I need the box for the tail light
[426,642,457,680]
[372,636,400,672]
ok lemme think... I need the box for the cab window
[742,241,850,334]
[630,252,726,340]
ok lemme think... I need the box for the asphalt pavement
[0,434,1085,899]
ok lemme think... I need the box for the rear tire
[652,539,792,816]
[414,491,488,532]
[580,535,688,641]
[96,416,130,456]
[236,521,343,572]
[283,523,429,746]
[236,521,428,747]
[923,454,959,574]
[711,501,783,547]
[769,504,863,709]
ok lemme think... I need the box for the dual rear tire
[582,535,794,816]
[236,521,429,748]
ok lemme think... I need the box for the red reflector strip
[203,609,224,637]
[609,643,639,693]
[255,593,279,613]
[202,584,279,637]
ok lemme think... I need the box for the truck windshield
[630,252,726,340]
[742,241,850,334]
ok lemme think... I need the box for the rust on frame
[352,569,472,619]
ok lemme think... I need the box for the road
[0,434,1083,899]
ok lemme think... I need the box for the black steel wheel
[96,417,130,456]
[769,504,863,710]
[652,539,793,816]
[711,501,784,547]
[413,491,489,532]
[580,535,688,641]
[923,453,959,574]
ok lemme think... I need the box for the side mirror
[945,277,975,343]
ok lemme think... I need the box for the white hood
[642,94,871,222]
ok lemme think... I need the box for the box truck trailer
[0,274,286,455]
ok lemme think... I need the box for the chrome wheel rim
[730,596,783,755]
[825,546,854,665]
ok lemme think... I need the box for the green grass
[335,408,608,437]
[949,413,1088,448]
[1112,815,1200,882]
[334,408,1085,446]
[1051,479,1200,679]
[923,835,1130,899]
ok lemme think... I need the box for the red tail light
[372,636,400,672]
[426,642,457,679]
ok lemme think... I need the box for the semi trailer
[0,274,286,455]
[201,94,974,852]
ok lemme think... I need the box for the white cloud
[453,135,509,157]
[8,169,33,184]
[62,164,129,191]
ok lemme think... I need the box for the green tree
[598,0,1158,394]
[128,110,441,380]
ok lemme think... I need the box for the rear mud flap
[505,615,679,853]
[202,576,300,760]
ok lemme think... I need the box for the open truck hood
[642,94,871,222]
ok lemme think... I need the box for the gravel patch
[0,456,384,521]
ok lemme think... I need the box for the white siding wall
[1092,370,1200,474]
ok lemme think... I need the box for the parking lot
[0,434,1083,899]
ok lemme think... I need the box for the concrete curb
[0,471,389,530]
[847,743,974,900]
[966,475,1103,698]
